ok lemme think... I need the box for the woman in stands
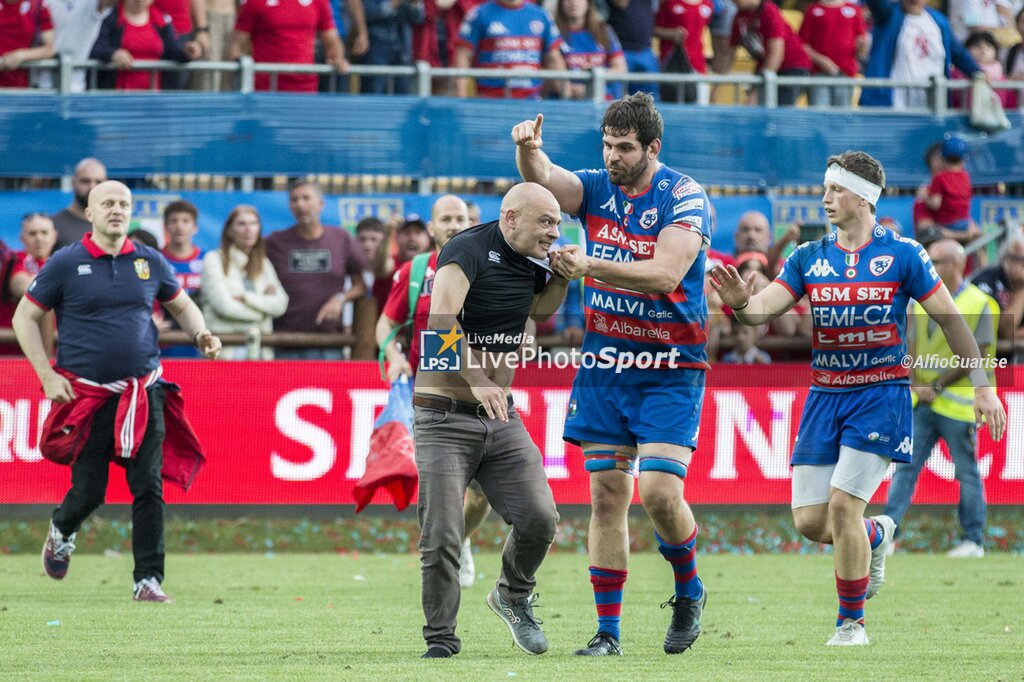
[555,0,627,100]
[200,206,289,359]
[90,0,201,90]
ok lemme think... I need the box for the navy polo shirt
[26,234,182,384]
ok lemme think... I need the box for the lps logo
[418,326,463,372]
[804,258,839,278]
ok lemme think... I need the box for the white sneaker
[866,515,896,600]
[826,619,869,646]
[459,537,475,589]
[946,540,985,558]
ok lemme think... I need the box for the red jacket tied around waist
[40,367,206,491]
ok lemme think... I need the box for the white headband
[824,164,882,206]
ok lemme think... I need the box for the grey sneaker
[42,522,76,580]
[867,515,896,600]
[486,587,548,655]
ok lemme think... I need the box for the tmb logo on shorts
[419,326,463,372]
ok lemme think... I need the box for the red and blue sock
[656,526,704,601]
[589,566,627,641]
[836,574,869,627]
[864,518,884,550]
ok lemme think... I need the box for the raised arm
[511,114,584,215]
[709,264,799,324]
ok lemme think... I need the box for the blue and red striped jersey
[574,165,713,371]
[776,226,942,392]
[456,0,563,98]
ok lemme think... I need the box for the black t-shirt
[437,221,547,352]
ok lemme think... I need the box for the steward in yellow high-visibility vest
[884,239,998,558]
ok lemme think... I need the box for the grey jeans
[414,403,559,654]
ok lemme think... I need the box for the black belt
[412,393,514,417]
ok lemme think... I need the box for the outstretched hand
[709,264,756,311]
[974,387,1006,441]
[511,114,544,150]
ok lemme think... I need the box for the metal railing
[14,57,1024,115]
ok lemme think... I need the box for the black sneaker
[573,632,623,656]
[486,587,548,655]
[420,646,454,658]
[661,587,707,654]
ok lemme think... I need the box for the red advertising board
[1,360,1021,505]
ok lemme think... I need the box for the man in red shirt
[375,194,492,590]
[720,0,813,105]
[230,0,348,92]
[0,0,55,88]
[799,0,868,107]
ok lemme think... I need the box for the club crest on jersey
[529,20,544,34]
[639,208,658,230]
[133,258,151,280]
[869,255,894,276]
[804,258,839,277]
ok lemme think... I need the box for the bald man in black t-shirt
[412,183,568,659]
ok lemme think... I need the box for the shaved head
[500,183,562,259]
[429,194,470,250]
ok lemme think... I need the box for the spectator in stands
[957,31,1012,108]
[454,0,568,99]
[557,0,627,100]
[265,180,367,359]
[47,0,115,93]
[153,0,212,88]
[360,0,424,94]
[860,0,982,109]
[971,229,1024,342]
[915,136,978,246]
[722,323,770,364]
[0,213,58,356]
[356,216,396,313]
[52,158,107,250]
[201,205,288,359]
[231,0,348,92]
[396,214,434,264]
[654,0,714,104]
[203,0,237,89]
[605,0,658,97]
[160,200,205,356]
[413,0,476,93]
[733,209,771,254]
[913,142,944,237]
[466,200,481,225]
[947,0,1009,43]
[799,0,868,107]
[90,0,202,90]
[0,0,55,89]
[723,0,813,106]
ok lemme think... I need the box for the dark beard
[608,156,649,188]
[73,193,89,210]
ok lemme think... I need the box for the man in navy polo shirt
[12,181,222,604]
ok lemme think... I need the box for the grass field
[2,552,1021,681]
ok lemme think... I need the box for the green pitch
[2,552,1021,680]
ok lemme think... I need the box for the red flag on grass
[353,378,418,512]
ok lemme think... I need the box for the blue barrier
[0,94,1020,186]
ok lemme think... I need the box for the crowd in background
[0,0,1022,106]
[2,153,1023,365]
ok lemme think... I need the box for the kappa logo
[895,437,912,455]
[487,21,508,35]
[77,264,93,276]
[804,258,840,278]
[869,255,894,276]
[488,250,501,264]
[599,196,619,217]
[639,208,658,230]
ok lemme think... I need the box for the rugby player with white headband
[711,150,1005,647]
